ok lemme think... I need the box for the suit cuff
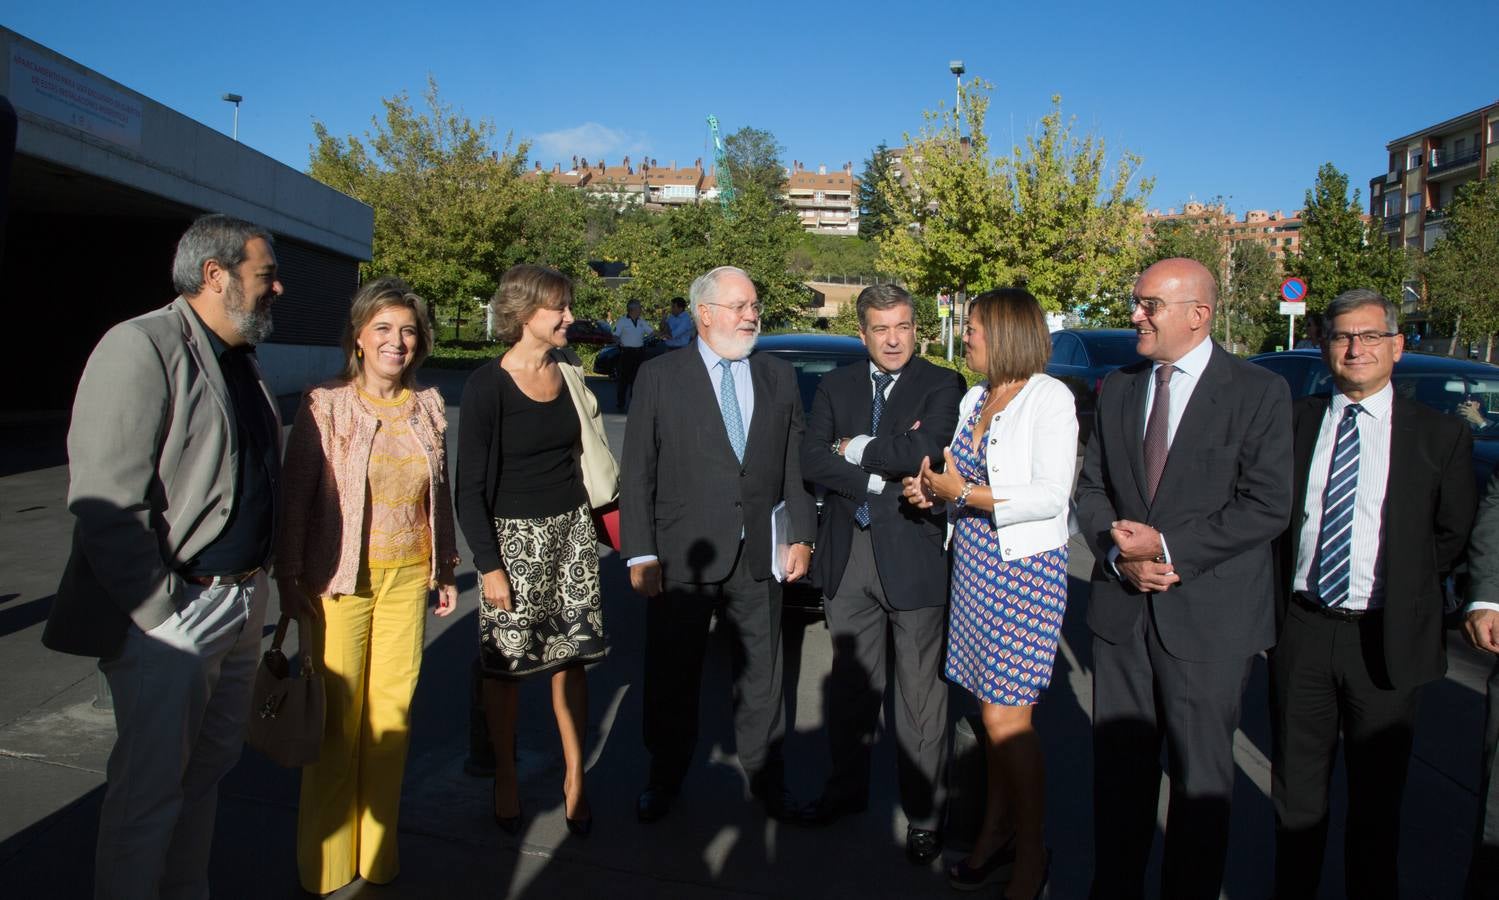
[867,474,885,495]
[1467,601,1499,615]
[627,555,658,568]
[1159,533,1172,564]
[1107,545,1122,578]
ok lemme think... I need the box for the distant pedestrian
[905,288,1077,895]
[455,264,612,838]
[276,277,459,894]
[1074,258,1293,899]
[45,213,284,899]
[1271,289,1475,900]
[613,300,654,411]
[1293,313,1323,350]
[662,296,694,348]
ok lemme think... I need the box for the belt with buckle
[1292,591,1376,622]
[181,568,260,588]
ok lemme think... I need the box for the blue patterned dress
[945,387,1070,706]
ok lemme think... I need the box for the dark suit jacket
[800,356,967,609]
[620,341,817,584]
[1075,341,1293,662]
[1274,393,1475,688]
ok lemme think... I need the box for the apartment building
[1143,201,1303,269]
[1368,100,1499,253]
[786,161,860,235]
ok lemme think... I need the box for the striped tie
[1315,403,1364,608]
[718,359,746,463]
[854,371,894,528]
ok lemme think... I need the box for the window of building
[1408,148,1423,168]
[1490,120,1499,145]
[1385,192,1402,217]
[1407,193,1423,214]
[1455,137,1468,157]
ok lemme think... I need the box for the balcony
[1425,206,1448,223]
[1385,168,1403,184]
[1381,214,1402,234]
[1429,147,1481,177]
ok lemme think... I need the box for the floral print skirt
[478,503,608,679]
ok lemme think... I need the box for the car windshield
[1084,336,1145,366]
[763,352,866,412]
[1308,368,1499,438]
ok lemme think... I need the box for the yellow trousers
[296,563,428,894]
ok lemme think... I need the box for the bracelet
[831,437,843,455]
[955,482,976,508]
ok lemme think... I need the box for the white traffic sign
[1279,301,1307,315]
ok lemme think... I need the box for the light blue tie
[854,371,895,528]
[718,359,746,463]
[1315,403,1363,607]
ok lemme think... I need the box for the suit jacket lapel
[1122,367,1149,507]
[1151,344,1229,509]
[173,297,236,456]
[686,348,740,463]
[743,354,774,462]
[1386,398,1420,523]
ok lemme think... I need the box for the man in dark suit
[1074,257,1293,900]
[621,265,818,823]
[798,284,966,863]
[1271,288,1475,900]
[1465,469,1499,900]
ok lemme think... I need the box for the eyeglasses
[1327,331,1398,348]
[1129,297,1200,316]
[704,301,762,317]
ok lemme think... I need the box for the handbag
[246,614,325,767]
[592,501,621,552]
[556,354,622,548]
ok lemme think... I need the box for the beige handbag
[557,357,622,548]
[246,615,325,767]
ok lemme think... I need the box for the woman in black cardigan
[455,264,609,838]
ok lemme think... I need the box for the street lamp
[221,93,242,141]
[949,60,965,127]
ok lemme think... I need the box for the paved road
[0,368,1490,898]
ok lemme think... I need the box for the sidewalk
[0,370,1490,898]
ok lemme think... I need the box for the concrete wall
[255,344,345,397]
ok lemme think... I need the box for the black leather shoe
[947,833,1017,891]
[802,793,868,827]
[906,827,943,865]
[636,784,676,824]
[748,773,804,823]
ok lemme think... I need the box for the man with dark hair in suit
[1075,257,1293,900]
[798,284,966,864]
[621,265,817,824]
[45,213,284,899]
[1465,469,1499,899]
[1272,288,1475,900]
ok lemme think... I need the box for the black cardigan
[454,362,508,574]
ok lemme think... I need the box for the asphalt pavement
[0,368,1491,899]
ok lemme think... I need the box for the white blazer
[948,373,1078,561]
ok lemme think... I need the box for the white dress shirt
[627,339,754,568]
[842,363,901,495]
[1292,383,1394,611]
[614,316,654,348]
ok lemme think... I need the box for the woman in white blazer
[904,288,1077,897]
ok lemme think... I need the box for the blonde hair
[340,277,433,387]
[968,288,1050,383]
[492,264,572,343]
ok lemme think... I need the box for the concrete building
[1,27,373,412]
[1369,100,1499,253]
[786,161,859,235]
[1143,201,1303,269]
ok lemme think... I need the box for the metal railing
[1382,214,1402,234]
[1429,148,1481,174]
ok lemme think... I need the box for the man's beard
[225,275,274,345]
[719,327,759,360]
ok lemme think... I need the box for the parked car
[1248,349,1499,488]
[565,318,616,346]
[593,336,672,379]
[1045,328,1145,444]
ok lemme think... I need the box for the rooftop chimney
[818,164,827,175]
[571,155,579,170]
[552,163,561,174]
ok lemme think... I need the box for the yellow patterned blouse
[360,388,432,569]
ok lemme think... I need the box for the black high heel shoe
[947,833,1016,891]
[1003,848,1051,900]
[564,793,593,838]
[493,779,521,835]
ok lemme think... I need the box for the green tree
[1422,162,1499,360]
[309,78,529,325]
[600,188,807,325]
[723,126,788,203]
[1225,240,1280,352]
[875,84,1152,318]
[1284,162,1408,311]
[788,232,881,279]
[1144,215,1227,290]
[858,142,898,240]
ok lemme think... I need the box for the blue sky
[8,0,1498,218]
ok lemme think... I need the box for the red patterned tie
[1143,364,1175,502]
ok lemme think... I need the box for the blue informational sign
[1280,277,1307,302]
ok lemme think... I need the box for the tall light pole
[947,60,966,362]
[221,93,242,142]
[949,60,965,131]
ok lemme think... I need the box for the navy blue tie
[854,371,894,528]
[1315,404,1363,607]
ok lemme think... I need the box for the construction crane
[706,114,736,214]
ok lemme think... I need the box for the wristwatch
[830,438,844,455]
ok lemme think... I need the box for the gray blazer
[44,297,279,657]
[620,342,816,584]
[1074,342,1293,661]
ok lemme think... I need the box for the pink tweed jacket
[275,380,459,597]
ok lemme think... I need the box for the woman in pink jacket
[276,277,459,895]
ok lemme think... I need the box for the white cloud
[529,122,651,167]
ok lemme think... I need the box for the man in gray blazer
[1074,258,1293,899]
[621,265,817,824]
[45,214,284,899]
[1466,468,1499,898]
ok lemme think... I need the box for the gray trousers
[95,573,268,900]
[823,528,949,830]
[1469,657,1499,899]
